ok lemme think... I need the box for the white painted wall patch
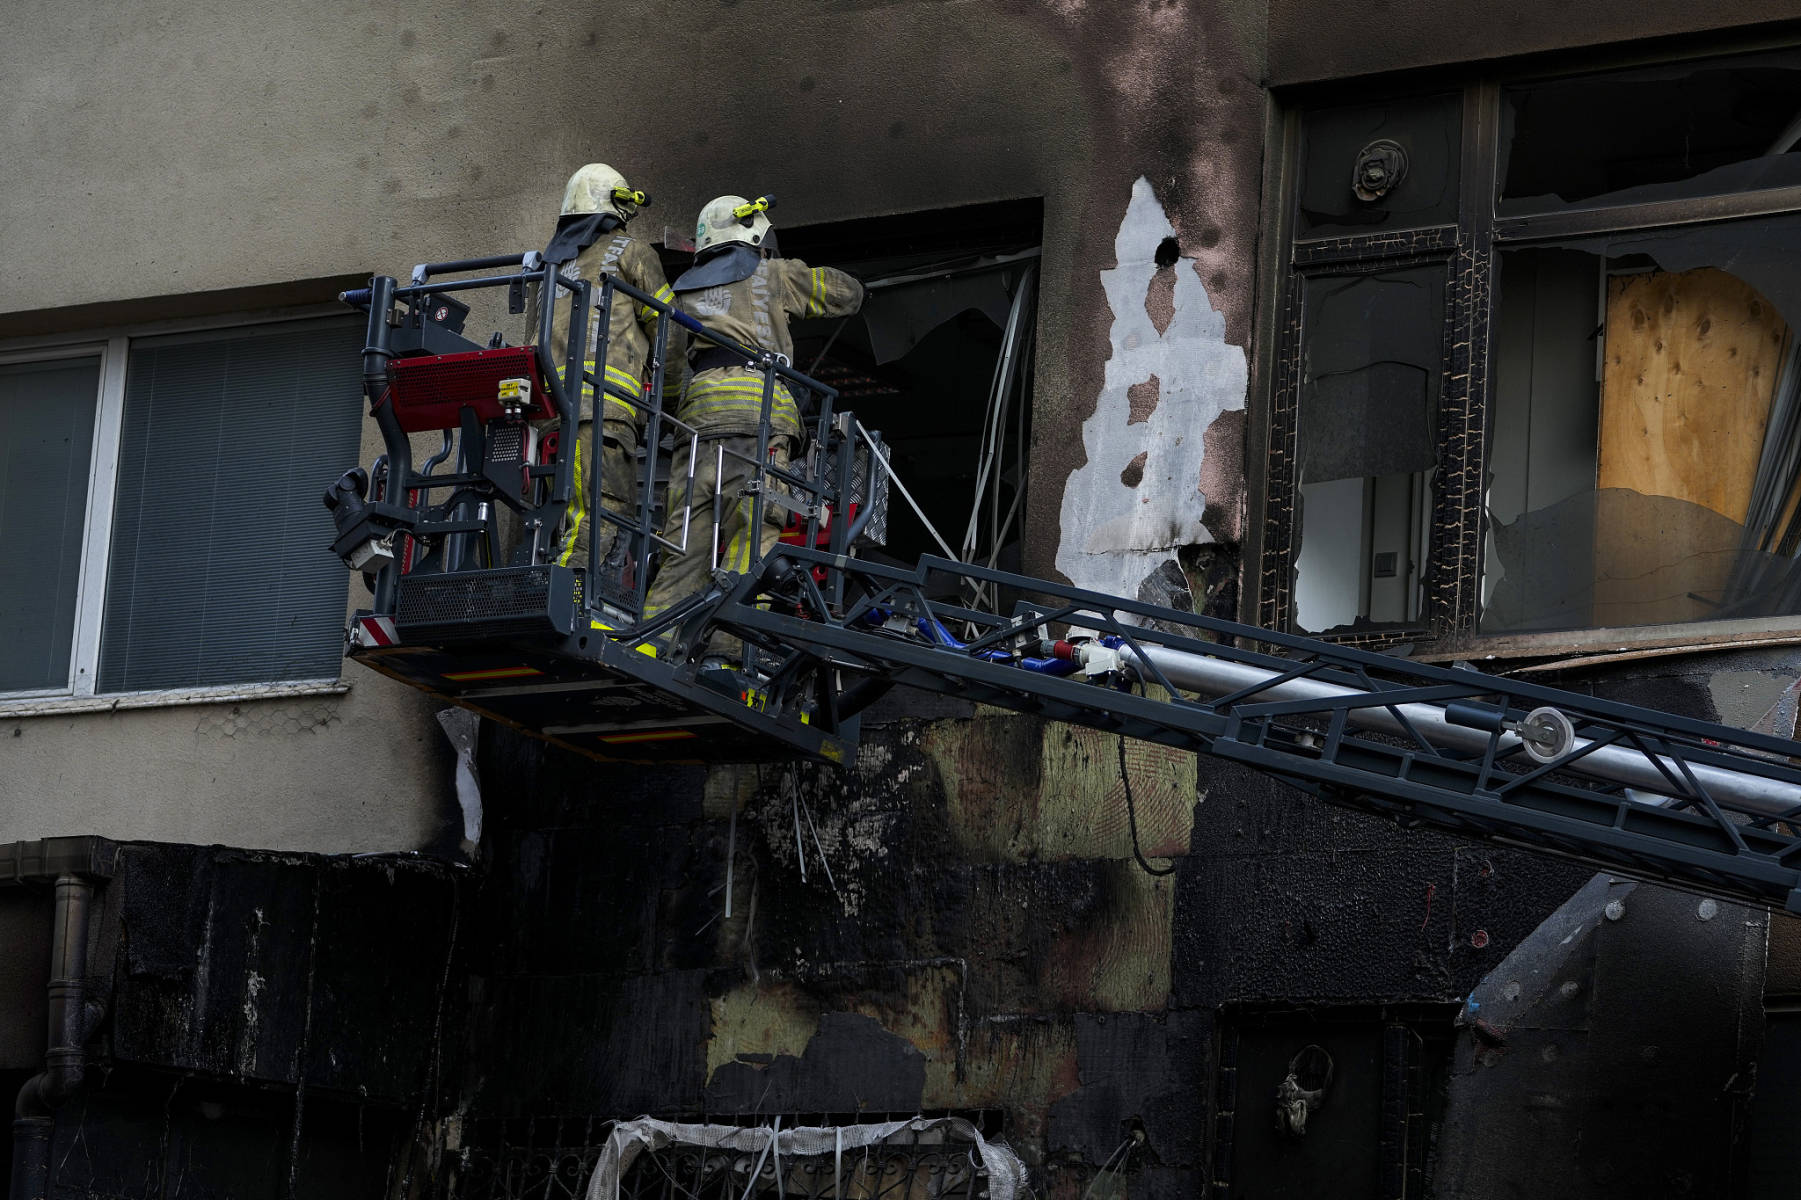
[1056,176,1247,599]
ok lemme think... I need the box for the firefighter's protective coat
[530,231,682,564]
[675,258,864,436]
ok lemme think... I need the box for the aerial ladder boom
[326,254,1801,915]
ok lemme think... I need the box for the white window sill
[0,679,349,718]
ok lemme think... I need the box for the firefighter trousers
[644,432,795,655]
[555,416,642,568]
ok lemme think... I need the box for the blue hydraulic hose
[915,617,1077,673]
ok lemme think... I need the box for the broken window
[1265,44,1801,645]
[1500,50,1801,212]
[1293,265,1442,633]
[1483,218,1801,633]
[774,201,1042,585]
[1297,93,1462,237]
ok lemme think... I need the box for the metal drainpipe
[10,875,98,1200]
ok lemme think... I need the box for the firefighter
[532,163,682,569]
[643,194,865,651]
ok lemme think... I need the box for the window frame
[1255,34,1801,659]
[0,304,356,713]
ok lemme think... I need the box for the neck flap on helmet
[544,211,624,265]
[672,243,763,292]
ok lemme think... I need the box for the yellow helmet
[695,194,774,254]
[559,163,650,222]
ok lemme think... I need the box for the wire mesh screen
[451,1115,1007,1200]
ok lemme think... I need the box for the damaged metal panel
[112,846,317,1081]
[1434,876,1765,1197]
[705,974,1080,1123]
[0,889,51,1070]
[704,1010,927,1115]
[463,715,1189,1149]
[470,969,711,1118]
[1297,94,1462,235]
[47,1069,407,1200]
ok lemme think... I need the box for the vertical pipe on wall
[9,875,97,1200]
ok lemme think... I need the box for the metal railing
[450,1116,1007,1200]
[348,253,858,637]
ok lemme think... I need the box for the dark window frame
[1253,33,1801,657]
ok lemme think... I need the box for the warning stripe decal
[355,616,400,647]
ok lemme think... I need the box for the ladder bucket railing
[338,254,855,644]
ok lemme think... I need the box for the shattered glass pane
[859,265,1014,364]
[1297,93,1461,236]
[1300,268,1443,483]
[1485,489,1801,631]
[1500,49,1801,212]
[1293,266,1444,633]
[1483,234,1801,633]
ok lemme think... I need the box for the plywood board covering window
[1594,269,1791,627]
[1599,269,1786,521]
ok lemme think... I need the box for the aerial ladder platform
[327,253,1801,914]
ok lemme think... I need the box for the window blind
[99,320,364,692]
[0,357,99,691]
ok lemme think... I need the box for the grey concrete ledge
[0,679,350,718]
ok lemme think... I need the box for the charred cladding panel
[1173,758,1591,1009]
[105,844,459,1100]
[0,890,52,1070]
[46,1070,406,1200]
[1297,95,1461,236]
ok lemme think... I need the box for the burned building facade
[8,2,1801,1197]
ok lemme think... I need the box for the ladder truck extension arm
[327,257,1801,915]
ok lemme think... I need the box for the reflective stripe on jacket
[674,257,863,436]
[529,231,683,425]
